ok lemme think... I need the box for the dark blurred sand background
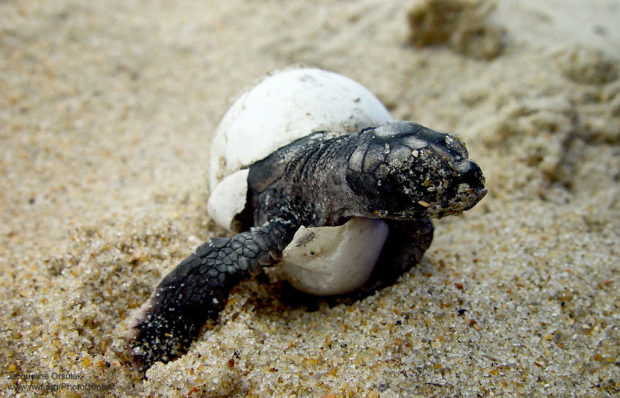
[1,0,618,396]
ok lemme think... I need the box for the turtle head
[346,122,487,220]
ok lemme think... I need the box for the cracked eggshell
[207,168,249,233]
[207,68,393,295]
[274,217,389,296]
[208,67,393,221]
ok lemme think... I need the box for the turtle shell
[207,68,393,295]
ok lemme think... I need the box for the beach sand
[1,0,618,396]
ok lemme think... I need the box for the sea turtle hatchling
[128,68,487,370]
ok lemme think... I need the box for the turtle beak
[459,160,487,209]
[434,159,487,217]
[463,186,487,211]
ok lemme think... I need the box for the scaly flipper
[128,219,297,370]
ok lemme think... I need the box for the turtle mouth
[436,181,487,217]
[463,186,487,210]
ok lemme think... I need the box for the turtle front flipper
[128,219,297,370]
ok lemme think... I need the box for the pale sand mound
[1,0,618,396]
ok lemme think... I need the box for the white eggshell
[274,217,389,296]
[208,68,394,295]
[209,67,393,194]
[206,169,249,232]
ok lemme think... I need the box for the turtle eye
[430,135,472,174]
[449,159,473,174]
[444,134,469,158]
[429,143,453,163]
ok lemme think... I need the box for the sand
[1,0,618,396]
